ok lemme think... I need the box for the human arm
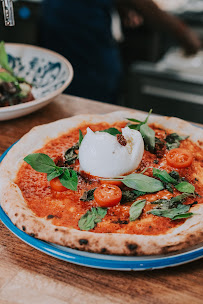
[116,0,201,55]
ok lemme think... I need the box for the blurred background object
[0,0,202,123]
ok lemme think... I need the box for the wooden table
[0,95,202,304]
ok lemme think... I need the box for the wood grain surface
[0,94,202,304]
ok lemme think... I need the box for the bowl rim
[0,43,74,113]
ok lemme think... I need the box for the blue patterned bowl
[0,43,73,120]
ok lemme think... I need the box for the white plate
[0,43,73,120]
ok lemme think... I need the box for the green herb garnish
[153,168,178,185]
[175,181,195,194]
[121,190,146,203]
[78,207,107,230]
[129,199,146,221]
[100,127,121,136]
[64,142,79,165]
[165,133,189,150]
[80,188,96,201]
[140,123,155,153]
[127,109,155,152]
[79,129,83,146]
[148,193,195,220]
[149,203,193,220]
[104,173,164,193]
[24,153,78,191]
[127,109,152,131]
[152,168,195,194]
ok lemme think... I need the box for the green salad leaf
[0,41,13,73]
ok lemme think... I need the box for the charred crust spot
[29,233,35,238]
[47,214,54,219]
[153,159,159,164]
[55,228,58,232]
[79,239,88,245]
[116,134,127,146]
[101,248,107,253]
[195,178,198,181]
[127,243,138,251]
[22,226,26,231]
[15,213,18,217]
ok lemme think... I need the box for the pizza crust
[0,111,203,256]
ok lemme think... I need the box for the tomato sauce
[16,121,203,235]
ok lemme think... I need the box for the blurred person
[41,0,201,103]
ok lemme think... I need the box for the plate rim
[0,43,74,113]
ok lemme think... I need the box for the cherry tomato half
[166,148,193,168]
[100,179,123,188]
[94,184,122,208]
[50,177,67,192]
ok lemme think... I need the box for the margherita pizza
[0,111,202,255]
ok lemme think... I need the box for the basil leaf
[79,129,83,146]
[149,203,191,219]
[127,109,153,131]
[171,193,192,203]
[172,213,194,220]
[0,41,13,73]
[140,123,155,152]
[175,182,195,194]
[24,153,56,174]
[169,170,180,182]
[153,168,178,185]
[165,133,189,150]
[123,173,164,193]
[47,168,64,181]
[78,207,107,230]
[59,169,78,191]
[129,199,146,221]
[152,193,191,207]
[80,188,96,201]
[121,190,146,203]
[64,143,79,165]
[128,124,141,131]
[164,183,174,193]
[127,118,143,123]
[100,128,121,136]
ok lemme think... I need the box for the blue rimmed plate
[0,43,73,121]
[0,143,202,271]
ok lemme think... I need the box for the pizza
[0,111,202,256]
